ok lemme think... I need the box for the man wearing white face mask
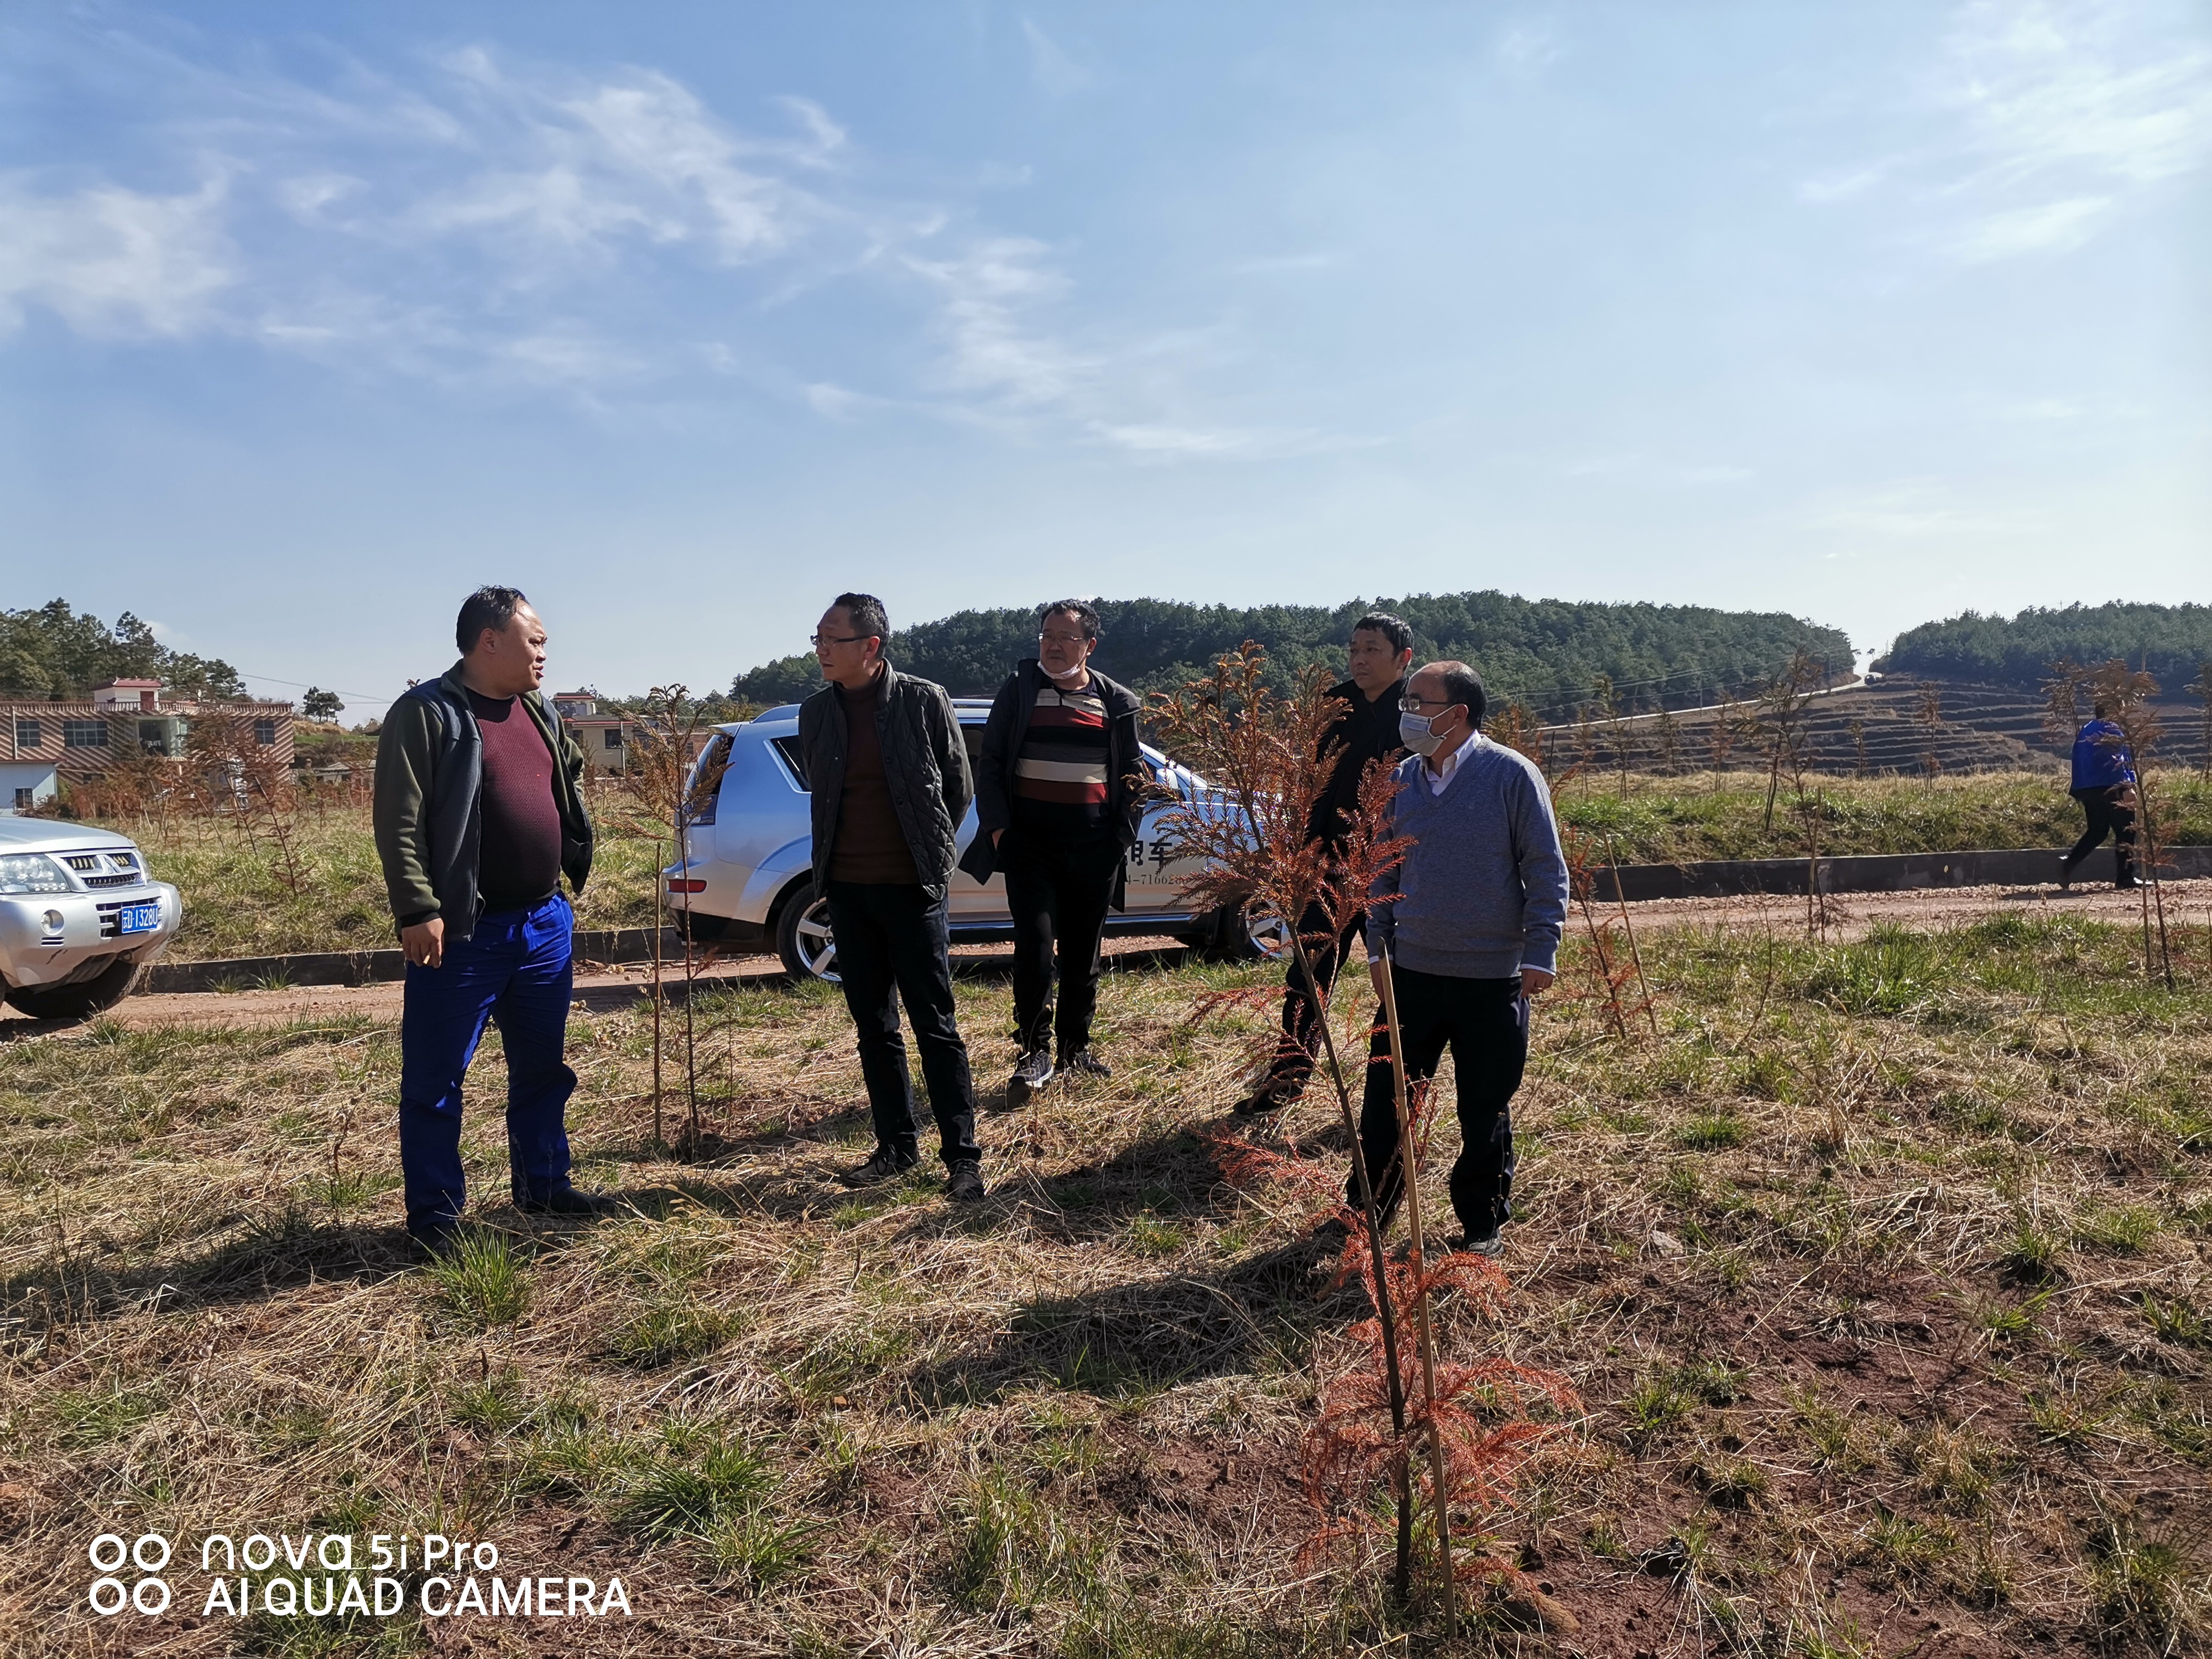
[961,600,1144,1104]
[1353,660,1568,1257]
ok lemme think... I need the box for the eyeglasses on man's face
[1039,630,1089,649]
[811,633,868,649]
[1399,694,1455,712]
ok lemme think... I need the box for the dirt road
[4,878,2203,1035]
[1606,873,2210,938]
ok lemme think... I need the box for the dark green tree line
[1876,602,2212,689]
[0,599,247,700]
[732,591,1851,714]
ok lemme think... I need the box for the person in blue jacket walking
[2059,703,2138,890]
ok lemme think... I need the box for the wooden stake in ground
[1149,641,1422,1608]
[1604,833,1661,1036]
[651,839,665,1145]
[1375,948,1455,1638]
[1286,928,1417,1605]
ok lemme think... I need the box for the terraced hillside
[1547,678,2211,778]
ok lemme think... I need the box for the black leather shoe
[946,1160,987,1203]
[838,1146,920,1188]
[516,1187,619,1218]
[408,1226,460,1261]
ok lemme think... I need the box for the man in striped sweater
[959,601,1145,1105]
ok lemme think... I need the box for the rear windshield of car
[770,736,807,789]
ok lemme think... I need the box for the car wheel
[3,956,144,1021]
[1241,906,1293,961]
[774,890,841,983]
[1196,904,1292,962]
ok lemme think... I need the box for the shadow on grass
[591,1095,877,1168]
[0,1195,638,1335]
[909,1235,1344,1407]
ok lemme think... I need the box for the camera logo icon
[88,1534,172,1615]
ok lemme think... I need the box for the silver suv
[662,700,1281,979]
[0,816,182,1019]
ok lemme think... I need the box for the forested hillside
[1875,602,2212,689]
[0,599,246,700]
[733,591,1852,714]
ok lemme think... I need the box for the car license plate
[116,903,161,935]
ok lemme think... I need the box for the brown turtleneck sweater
[830,672,920,884]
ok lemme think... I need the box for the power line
[231,670,395,704]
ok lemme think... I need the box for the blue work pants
[398,893,578,1238]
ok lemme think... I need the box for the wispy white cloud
[1493,22,1563,80]
[1020,18,1101,98]
[1946,1,2212,187]
[904,236,1092,408]
[894,237,1316,458]
[1939,1,2210,258]
[0,173,234,337]
[0,33,1297,458]
[411,51,817,268]
[1952,193,2111,259]
[1562,454,1754,488]
[1230,251,1340,275]
[803,380,878,420]
[1812,482,2043,538]
[1799,1,2211,264]
[1796,163,1892,204]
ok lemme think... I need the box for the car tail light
[667,879,707,893]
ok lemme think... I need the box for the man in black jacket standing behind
[959,601,1145,1105]
[798,592,987,1202]
[1234,611,1415,1117]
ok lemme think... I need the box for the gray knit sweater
[1366,736,1569,978]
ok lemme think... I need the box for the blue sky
[3,1,2206,716]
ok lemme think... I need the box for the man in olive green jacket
[372,586,607,1253]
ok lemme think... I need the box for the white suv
[662,700,1282,979]
[0,816,182,1019]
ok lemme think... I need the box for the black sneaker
[1451,1229,1504,1259]
[838,1145,920,1188]
[2116,876,2141,890]
[1006,1048,1055,1107]
[1059,1047,1112,1080]
[946,1159,987,1203]
[515,1186,620,1218]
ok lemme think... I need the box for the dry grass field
[55,770,2212,963]
[73,786,673,963]
[4,916,2210,1656]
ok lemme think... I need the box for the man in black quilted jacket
[1234,612,1414,1117]
[796,592,986,1202]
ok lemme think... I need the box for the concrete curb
[144,927,687,994]
[1590,845,2212,902]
